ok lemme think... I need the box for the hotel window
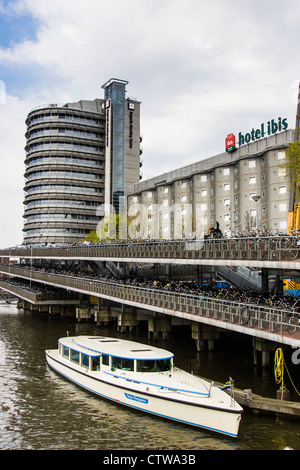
[279,203,287,212]
[201,189,207,197]
[147,192,152,199]
[163,212,168,219]
[200,175,207,182]
[181,195,187,202]
[224,183,230,191]
[250,209,256,217]
[163,187,168,193]
[224,199,230,206]
[279,186,287,194]
[223,168,230,176]
[250,192,256,200]
[249,160,256,168]
[279,221,287,230]
[224,213,230,221]
[132,196,138,203]
[163,199,168,206]
[249,177,256,184]
[278,151,285,160]
[278,168,286,177]
[163,226,169,233]
[148,204,152,211]
[181,182,187,188]
[182,208,187,215]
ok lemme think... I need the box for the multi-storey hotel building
[127,127,293,239]
[23,79,141,245]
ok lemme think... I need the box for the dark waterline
[0,303,299,450]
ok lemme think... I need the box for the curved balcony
[24,198,100,211]
[25,141,102,156]
[26,109,103,129]
[25,170,103,184]
[24,184,103,198]
[25,156,103,171]
[26,128,102,142]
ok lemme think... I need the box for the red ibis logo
[225,133,236,152]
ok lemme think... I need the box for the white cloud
[0,0,299,245]
[0,94,36,247]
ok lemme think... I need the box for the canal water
[0,302,299,451]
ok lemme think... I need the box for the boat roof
[59,335,174,360]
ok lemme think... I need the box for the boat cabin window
[71,349,80,364]
[136,358,172,372]
[63,345,70,359]
[81,353,89,368]
[111,356,134,371]
[102,354,109,366]
[91,356,100,371]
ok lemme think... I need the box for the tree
[281,140,300,201]
[82,212,138,243]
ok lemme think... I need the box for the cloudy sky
[0,0,299,247]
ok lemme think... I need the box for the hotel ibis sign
[225,117,288,152]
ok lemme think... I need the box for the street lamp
[252,195,261,230]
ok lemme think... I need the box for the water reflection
[0,303,299,450]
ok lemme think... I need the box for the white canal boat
[46,335,243,438]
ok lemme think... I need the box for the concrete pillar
[253,337,276,367]
[117,311,138,333]
[148,316,172,340]
[93,308,112,326]
[29,303,39,311]
[38,305,50,314]
[191,322,219,351]
[49,305,64,316]
[17,299,26,309]
[76,307,91,322]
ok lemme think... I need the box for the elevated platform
[1,236,300,270]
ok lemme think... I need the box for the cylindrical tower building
[23,99,106,245]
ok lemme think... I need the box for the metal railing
[1,265,299,338]
[0,280,38,303]
[1,236,300,263]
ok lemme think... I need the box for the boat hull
[46,350,242,438]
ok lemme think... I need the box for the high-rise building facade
[23,79,141,245]
[102,78,141,215]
